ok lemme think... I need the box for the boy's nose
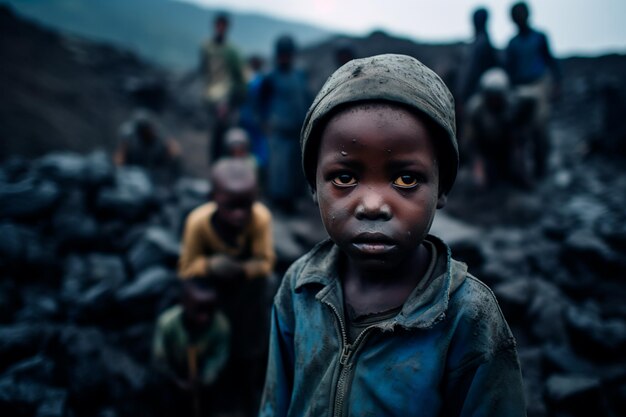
[354,191,392,221]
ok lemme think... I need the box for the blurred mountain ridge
[1,0,335,70]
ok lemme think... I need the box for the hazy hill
[0,5,166,160]
[1,0,334,70]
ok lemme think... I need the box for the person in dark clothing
[505,1,561,179]
[258,35,310,213]
[152,278,230,417]
[114,110,181,183]
[240,55,269,177]
[200,12,246,163]
[458,7,500,105]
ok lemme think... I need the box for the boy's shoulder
[448,271,507,321]
[251,201,272,224]
[446,270,517,359]
[187,201,217,224]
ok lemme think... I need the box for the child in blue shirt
[259,54,525,417]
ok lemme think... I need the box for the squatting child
[179,158,276,416]
[152,278,230,415]
[259,54,525,416]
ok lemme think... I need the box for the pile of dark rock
[0,150,324,417]
[1,149,625,416]
[0,151,213,416]
[447,155,626,417]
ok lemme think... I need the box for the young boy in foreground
[259,54,525,416]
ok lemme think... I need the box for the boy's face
[315,104,446,272]
[214,19,228,39]
[183,285,217,330]
[213,185,255,232]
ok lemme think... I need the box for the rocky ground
[1,132,625,417]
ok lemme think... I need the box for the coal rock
[14,290,61,322]
[62,254,127,297]
[95,167,155,221]
[82,150,115,188]
[493,279,531,321]
[0,178,61,220]
[0,223,53,268]
[448,239,485,270]
[53,327,150,415]
[545,374,604,415]
[116,266,176,321]
[0,379,67,417]
[272,218,307,270]
[61,254,128,322]
[563,228,619,274]
[174,177,211,201]
[35,152,87,187]
[51,190,100,252]
[3,355,57,385]
[542,344,597,375]
[565,303,626,357]
[0,279,20,323]
[0,324,55,373]
[1,355,65,416]
[52,212,99,252]
[526,279,570,345]
[126,226,180,274]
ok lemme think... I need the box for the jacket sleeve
[441,276,527,417]
[441,346,526,417]
[259,304,295,417]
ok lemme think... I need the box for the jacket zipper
[324,301,376,417]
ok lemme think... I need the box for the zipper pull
[339,344,352,366]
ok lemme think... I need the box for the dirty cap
[300,53,458,195]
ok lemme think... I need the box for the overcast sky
[180,0,626,56]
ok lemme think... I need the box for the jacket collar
[294,235,467,330]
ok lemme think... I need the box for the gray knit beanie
[300,53,458,194]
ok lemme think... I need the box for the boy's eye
[331,173,357,187]
[393,174,419,188]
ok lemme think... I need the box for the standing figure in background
[200,12,246,163]
[114,109,181,182]
[505,1,561,180]
[178,158,275,417]
[259,35,310,213]
[240,56,269,179]
[458,7,500,108]
[153,278,230,417]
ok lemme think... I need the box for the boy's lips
[351,232,397,255]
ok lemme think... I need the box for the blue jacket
[259,236,526,417]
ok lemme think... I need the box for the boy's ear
[436,193,447,209]
[310,187,318,205]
